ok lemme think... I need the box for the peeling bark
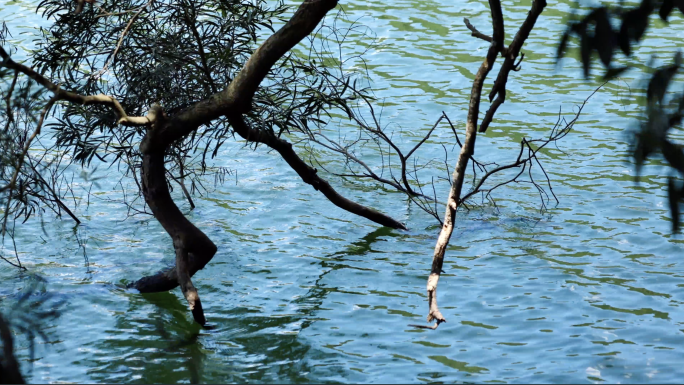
[427,50,497,326]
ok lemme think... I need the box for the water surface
[2,0,684,383]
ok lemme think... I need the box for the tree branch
[0,47,156,126]
[227,114,407,229]
[419,0,546,330]
[480,0,547,133]
[464,18,493,43]
[164,0,341,143]
[132,0,407,328]
[91,0,153,79]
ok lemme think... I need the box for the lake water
[2,0,684,383]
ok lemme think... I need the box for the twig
[90,0,154,79]
[417,0,547,331]
[464,18,493,43]
[1,96,57,235]
[479,0,547,133]
[167,171,196,209]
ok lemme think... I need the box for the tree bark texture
[131,112,216,325]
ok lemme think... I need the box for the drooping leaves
[594,8,614,67]
[647,51,681,105]
[558,0,662,79]
[661,139,684,174]
[660,0,675,21]
[558,2,684,233]
[579,24,592,78]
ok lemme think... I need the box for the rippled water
[2,0,684,383]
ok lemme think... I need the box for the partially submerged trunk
[422,0,547,329]
[123,0,405,325]
[129,110,217,325]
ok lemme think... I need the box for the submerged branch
[228,114,407,230]
[417,0,547,331]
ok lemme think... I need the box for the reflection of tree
[79,291,204,384]
[0,275,63,383]
[0,314,24,384]
[81,227,392,383]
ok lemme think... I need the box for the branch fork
[415,0,547,331]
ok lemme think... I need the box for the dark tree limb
[161,0,403,229]
[227,114,407,230]
[129,0,407,325]
[480,0,547,133]
[464,18,493,43]
[490,0,505,54]
[161,0,342,145]
[4,0,406,325]
[131,3,343,325]
[464,10,506,54]
[131,106,217,326]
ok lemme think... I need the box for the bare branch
[418,0,547,330]
[480,0,547,133]
[464,18,493,43]
[0,47,156,126]
[227,114,407,230]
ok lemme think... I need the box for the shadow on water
[78,227,396,384]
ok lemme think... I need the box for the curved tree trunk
[129,115,217,325]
